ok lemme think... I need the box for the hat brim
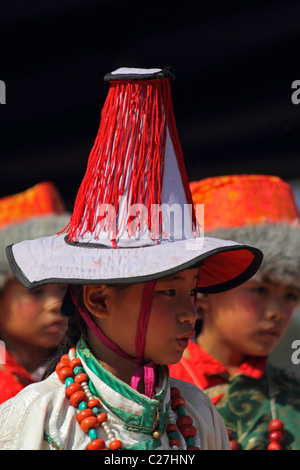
[206,224,300,289]
[6,234,262,294]
[0,214,70,289]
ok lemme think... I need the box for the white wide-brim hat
[6,68,263,292]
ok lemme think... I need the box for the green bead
[73,366,84,375]
[177,405,186,416]
[186,436,195,447]
[89,429,97,441]
[79,401,87,410]
[168,430,180,439]
[65,377,74,387]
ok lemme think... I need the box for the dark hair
[43,286,86,378]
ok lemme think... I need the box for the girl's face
[145,268,199,365]
[0,279,68,349]
[88,268,199,366]
[198,279,300,359]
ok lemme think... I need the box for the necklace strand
[55,348,200,450]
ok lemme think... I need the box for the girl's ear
[83,285,108,319]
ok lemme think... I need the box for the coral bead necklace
[56,349,200,450]
[266,368,285,450]
[227,416,285,450]
[56,348,121,450]
[266,397,285,450]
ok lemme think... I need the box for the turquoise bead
[177,405,186,416]
[73,366,84,375]
[186,436,195,447]
[89,428,97,441]
[79,401,87,410]
[168,430,180,439]
[65,377,74,387]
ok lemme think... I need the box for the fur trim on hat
[0,214,70,289]
[207,223,300,289]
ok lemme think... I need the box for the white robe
[0,341,230,450]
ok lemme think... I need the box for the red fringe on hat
[64,78,194,246]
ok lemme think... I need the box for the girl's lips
[258,327,281,341]
[176,338,189,349]
[44,319,67,333]
[176,330,195,349]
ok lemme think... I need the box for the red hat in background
[190,175,300,287]
[0,182,70,288]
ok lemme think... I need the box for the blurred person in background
[170,175,300,450]
[0,182,70,404]
[269,179,300,375]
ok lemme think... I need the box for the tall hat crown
[6,69,262,293]
[65,67,196,247]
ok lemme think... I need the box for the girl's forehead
[246,278,300,291]
[157,268,199,283]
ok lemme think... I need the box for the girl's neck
[86,329,146,394]
[196,333,247,376]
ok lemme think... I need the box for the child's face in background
[198,279,300,358]
[0,278,68,349]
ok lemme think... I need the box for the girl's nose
[178,298,198,324]
[265,300,285,322]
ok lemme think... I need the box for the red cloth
[0,350,35,404]
[169,341,267,403]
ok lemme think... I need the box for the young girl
[0,69,262,450]
[0,183,69,404]
[169,175,300,450]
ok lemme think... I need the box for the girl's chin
[166,353,185,366]
[244,345,275,358]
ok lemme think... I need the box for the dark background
[1,0,300,211]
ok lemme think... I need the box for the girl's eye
[251,286,268,296]
[32,287,44,298]
[286,291,300,302]
[161,289,176,296]
[159,289,198,297]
